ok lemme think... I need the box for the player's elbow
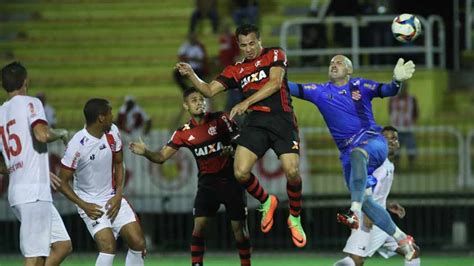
[34,132,49,143]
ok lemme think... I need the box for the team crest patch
[208,125,217,136]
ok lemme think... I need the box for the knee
[129,236,146,251]
[234,165,250,182]
[350,148,367,162]
[350,255,365,266]
[98,241,116,254]
[284,166,300,181]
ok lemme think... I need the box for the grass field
[1,252,473,266]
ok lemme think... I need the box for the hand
[54,128,69,146]
[129,137,147,155]
[81,202,104,220]
[50,172,61,191]
[230,101,250,120]
[388,201,406,218]
[393,58,415,81]
[105,194,122,223]
[175,62,195,77]
[220,145,234,157]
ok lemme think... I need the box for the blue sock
[349,150,368,203]
[362,195,396,235]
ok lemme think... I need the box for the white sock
[350,202,362,214]
[96,252,115,266]
[126,249,144,266]
[405,257,420,266]
[392,227,407,242]
[333,256,356,266]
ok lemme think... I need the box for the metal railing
[280,15,446,70]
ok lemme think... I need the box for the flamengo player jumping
[176,23,306,248]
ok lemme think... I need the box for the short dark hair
[1,61,27,93]
[83,98,111,125]
[382,126,398,133]
[183,87,201,100]
[235,23,260,39]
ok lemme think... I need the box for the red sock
[239,173,268,203]
[287,178,302,217]
[236,238,251,266]
[191,233,205,265]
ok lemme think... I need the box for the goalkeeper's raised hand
[393,58,415,82]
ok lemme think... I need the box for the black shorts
[194,171,247,221]
[236,111,300,158]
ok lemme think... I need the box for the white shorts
[51,205,71,243]
[343,224,398,258]
[78,198,137,239]
[12,201,52,257]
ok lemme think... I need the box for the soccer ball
[391,14,422,43]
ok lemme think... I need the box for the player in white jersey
[57,98,146,266]
[0,62,72,266]
[334,126,420,266]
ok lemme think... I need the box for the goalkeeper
[288,55,418,262]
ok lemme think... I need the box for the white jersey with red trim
[372,158,395,207]
[0,95,52,206]
[61,124,122,202]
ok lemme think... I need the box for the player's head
[1,61,28,93]
[328,55,353,81]
[382,126,400,157]
[83,98,113,131]
[183,87,206,116]
[235,23,262,60]
[124,95,136,111]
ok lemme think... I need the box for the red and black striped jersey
[167,112,238,175]
[216,47,293,113]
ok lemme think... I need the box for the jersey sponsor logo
[194,141,223,157]
[28,102,36,117]
[71,151,81,168]
[240,70,267,88]
[364,83,376,90]
[221,115,233,133]
[303,84,317,90]
[208,125,217,136]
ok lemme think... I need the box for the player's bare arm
[129,138,178,164]
[0,153,7,175]
[32,123,68,145]
[105,150,124,223]
[175,62,225,97]
[230,66,284,119]
[50,172,62,191]
[57,167,104,220]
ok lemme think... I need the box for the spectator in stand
[190,0,218,34]
[173,33,209,92]
[389,82,419,169]
[36,92,57,128]
[232,0,259,26]
[116,96,151,139]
